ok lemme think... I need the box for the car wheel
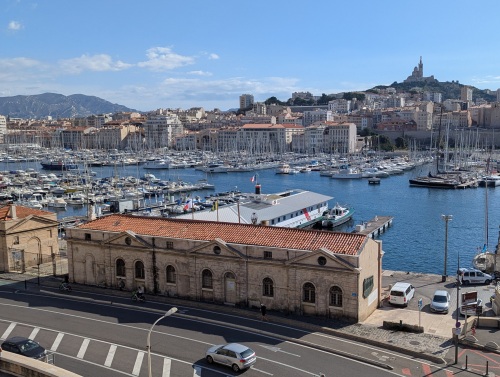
[206,356,213,364]
[485,279,491,285]
[232,364,240,372]
[463,280,470,285]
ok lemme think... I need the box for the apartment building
[0,115,6,143]
[143,113,184,149]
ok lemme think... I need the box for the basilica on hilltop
[404,56,437,84]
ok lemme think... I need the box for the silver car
[206,343,256,372]
[430,290,451,313]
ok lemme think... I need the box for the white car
[459,268,493,285]
[206,343,256,372]
[389,282,415,307]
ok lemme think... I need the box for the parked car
[1,337,47,360]
[389,282,415,307]
[458,268,493,285]
[206,343,256,372]
[430,289,451,314]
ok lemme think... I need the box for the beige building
[0,205,60,273]
[66,214,384,321]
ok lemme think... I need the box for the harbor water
[3,161,499,276]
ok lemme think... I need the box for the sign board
[453,327,461,336]
[461,291,478,305]
[476,305,483,315]
[418,298,423,309]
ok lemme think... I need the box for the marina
[0,149,499,277]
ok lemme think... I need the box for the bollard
[486,360,488,375]
[25,279,27,289]
[465,355,468,369]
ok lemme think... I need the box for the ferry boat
[171,186,332,229]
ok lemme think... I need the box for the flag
[183,199,193,211]
[250,175,256,182]
[211,200,218,212]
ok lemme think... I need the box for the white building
[328,99,351,114]
[143,113,184,149]
[0,115,6,143]
[303,109,333,127]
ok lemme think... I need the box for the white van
[389,282,415,307]
[458,268,493,285]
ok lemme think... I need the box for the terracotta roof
[0,204,54,220]
[77,214,367,255]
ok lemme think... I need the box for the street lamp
[441,215,453,282]
[147,307,178,377]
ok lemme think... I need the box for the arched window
[263,277,274,297]
[135,261,145,279]
[202,269,213,289]
[116,259,126,277]
[303,282,316,303]
[329,286,343,307]
[166,265,176,284]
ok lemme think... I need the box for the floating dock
[354,216,393,238]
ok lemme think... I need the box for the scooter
[59,282,72,291]
[132,291,145,302]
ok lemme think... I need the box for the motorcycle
[132,291,145,302]
[59,282,72,291]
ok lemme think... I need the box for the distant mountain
[0,93,138,119]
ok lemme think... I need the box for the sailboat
[472,156,500,277]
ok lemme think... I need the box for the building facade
[66,215,384,321]
[0,205,60,273]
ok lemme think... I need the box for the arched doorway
[224,272,236,304]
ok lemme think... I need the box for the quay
[354,215,393,238]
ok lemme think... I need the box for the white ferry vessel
[172,185,332,228]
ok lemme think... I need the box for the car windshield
[433,295,447,303]
[19,340,40,352]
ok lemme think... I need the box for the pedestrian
[260,303,268,321]
[118,279,125,291]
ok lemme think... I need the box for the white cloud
[59,54,131,74]
[137,47,194,71]
[208,53,219,60]
[188,70,213,76]
[8,21,23,31]
[0,57,45,81]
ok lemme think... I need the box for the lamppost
[454,252,461,364]
[147,307,178,377]
[441,215,453,282]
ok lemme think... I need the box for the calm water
[5,161,500,276]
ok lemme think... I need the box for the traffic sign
[418,298,423,309]
[455,321,461,328]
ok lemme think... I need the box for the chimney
[10,205,17,220]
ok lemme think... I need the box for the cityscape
[1,0,500,375]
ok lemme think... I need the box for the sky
[2,0,500,112]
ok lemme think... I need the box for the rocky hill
[0,93,137,119]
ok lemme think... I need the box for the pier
[354,216,393,238]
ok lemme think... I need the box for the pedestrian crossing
[0,320,210,376]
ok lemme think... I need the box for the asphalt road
[0,280,496,377]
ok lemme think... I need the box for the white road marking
[77,338,90,359]
[1,322,16,340]
[28,327,40,340]
[162,358,171,377]
[132,352,145,376]
[260,344,301,357]
[51,333,64,351]
[251,366,273,375]
[192,365,202,376]
[105,344,117,367]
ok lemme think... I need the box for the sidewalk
[0,264,498,365]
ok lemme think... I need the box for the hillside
[0,93,137,119]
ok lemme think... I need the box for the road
[0,280,497,376]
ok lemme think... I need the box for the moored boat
[321,203,354,228]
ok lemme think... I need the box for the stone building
[0,205,60,273]
[66,214,384,321]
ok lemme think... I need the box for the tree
[395,137,408,149]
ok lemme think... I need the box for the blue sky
[2,0,500,112]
